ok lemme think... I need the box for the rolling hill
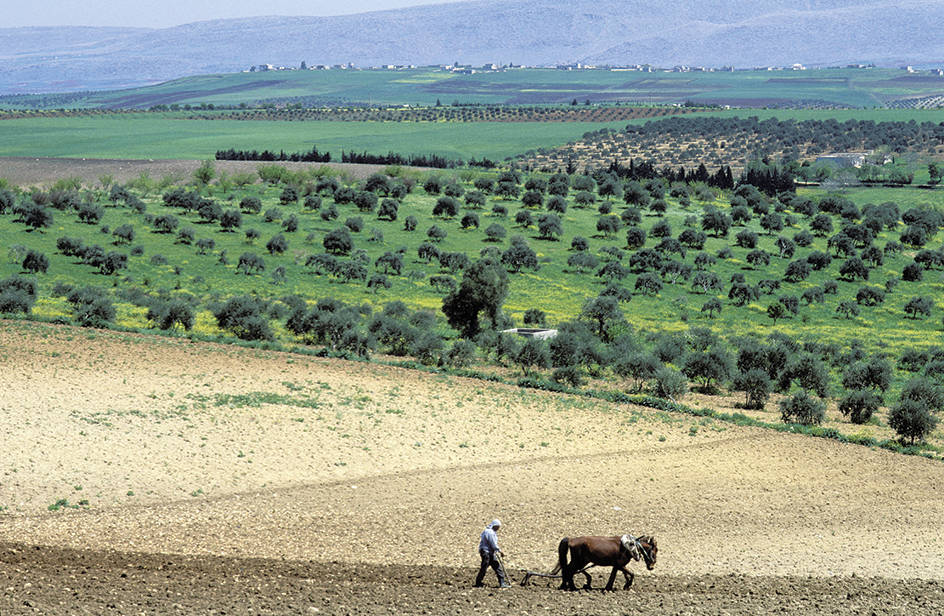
[2,0,944,95]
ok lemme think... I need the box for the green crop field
[0,114,630,162]
[6,66,944,110]
[4,106,944,165]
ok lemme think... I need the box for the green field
[6,66,944,110]
[4,107,944,164]
[0,114,631,161]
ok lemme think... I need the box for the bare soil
[1,320,944,615]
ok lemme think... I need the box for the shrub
[683,346,734,392]
[900,378,944,412]
[344,216,364,233]
[153,214,179,234]
[213,295,274,341]
[465,191,487,209]
[324,227,354,255]
[732,369,772,409]
[303,195,322,211]
[427,225,448,242]
[901,261,924,282]
[538,213,562,239]
[282,214,300,233]
[651,366,688,401]
[240,196,262,214]
[148,298,195,331]
[22,250,49,275]
[553,365,583,388]
[625,227,647,250]
[176,226,196,245]
[904,296,933,319]
[779,391,826,425]
[266,233,289,255]
[423,176,443,195]
[0,275,38,314]
[446,339,477,368]
[378,198,399,221]
[838,390,882,424]
[77,202,104,224]
[279,185,299,204]
[522,308,547,326]
[320,203,339,221]
[461,212,481,230]
[66,286,116,327]
[888,398,937,445]
[99,251,128,276]
[484,223,507,243]
[112,223,135,245]
[547,195,567,214]
[735,229,758,249]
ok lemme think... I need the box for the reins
[635,536,655,567]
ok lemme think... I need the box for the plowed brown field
[2,320,944,615]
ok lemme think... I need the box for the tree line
[215,146,473,169]
[215,146,332,163]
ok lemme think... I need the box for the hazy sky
[7,0,460,28]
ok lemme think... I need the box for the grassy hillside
[2,162,943,371]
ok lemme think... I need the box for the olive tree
[442,257,509,338]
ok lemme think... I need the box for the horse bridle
[633,536,655,567]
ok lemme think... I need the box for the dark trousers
[475,550,506,586]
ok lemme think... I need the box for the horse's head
[639,536,658,570]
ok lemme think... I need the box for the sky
[6,0,460,29]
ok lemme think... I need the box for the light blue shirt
[478,520,501,555]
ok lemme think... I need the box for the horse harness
[620,534,653,566]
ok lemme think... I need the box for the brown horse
[556,535,657,591]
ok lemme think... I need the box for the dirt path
[1,320,943,614]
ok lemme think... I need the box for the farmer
[474,519,510,588]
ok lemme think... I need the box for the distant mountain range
[2,0,943,95]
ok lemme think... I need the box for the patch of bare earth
[1,321,943,615]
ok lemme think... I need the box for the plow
[500,553,597,587]
[518,563,597,586]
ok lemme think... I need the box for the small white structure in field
[502,328,558,340]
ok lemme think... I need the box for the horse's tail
[557,537,570,573]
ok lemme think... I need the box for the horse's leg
[620,567,635,590]
[558,539,573,591]
[560,563,573,591]
[566,556,590,591]
[604,566,618,591]
[579,568,592,590]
